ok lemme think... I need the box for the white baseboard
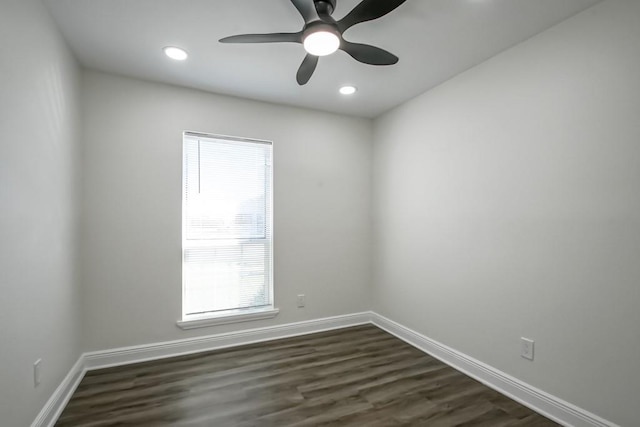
[30,356,86,427]
[83,311,372,370]
[34,311,618,427]
[34,312,370,426]
[370,312,618,427]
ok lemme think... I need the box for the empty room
[1,0,638,426]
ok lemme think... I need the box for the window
[179,132,276,329]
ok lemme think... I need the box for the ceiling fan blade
[338,0,407,32]
[219,32,302,44]
[340,41,398,65]
[290,0,320,24]
[296,54,319,85]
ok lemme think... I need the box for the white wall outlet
[296,294,306,308]
[521,338,534,361]
[33,359,42,387]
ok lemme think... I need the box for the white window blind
[182,132,273,318]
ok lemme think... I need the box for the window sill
[176,307,280,330]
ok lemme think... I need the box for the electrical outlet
[296,294,306,308]
[521,338,534,361]
[34,359,42,387]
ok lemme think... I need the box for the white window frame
[177,131,278,330]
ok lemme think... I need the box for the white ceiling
[44,0,600,118]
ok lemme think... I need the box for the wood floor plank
[56,325,559,426]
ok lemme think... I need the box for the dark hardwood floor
[56,325,559,426]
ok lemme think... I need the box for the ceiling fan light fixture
[163,46,188,61]
[303,27,340,57]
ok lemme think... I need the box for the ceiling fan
[219,0,407,85]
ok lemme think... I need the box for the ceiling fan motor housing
[304,21,339,36]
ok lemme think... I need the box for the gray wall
[0,0,82,425]
[372,1,640,425]
[79,70,373,351]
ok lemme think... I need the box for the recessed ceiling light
[339,85,357,95]
[164,46,188,61]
